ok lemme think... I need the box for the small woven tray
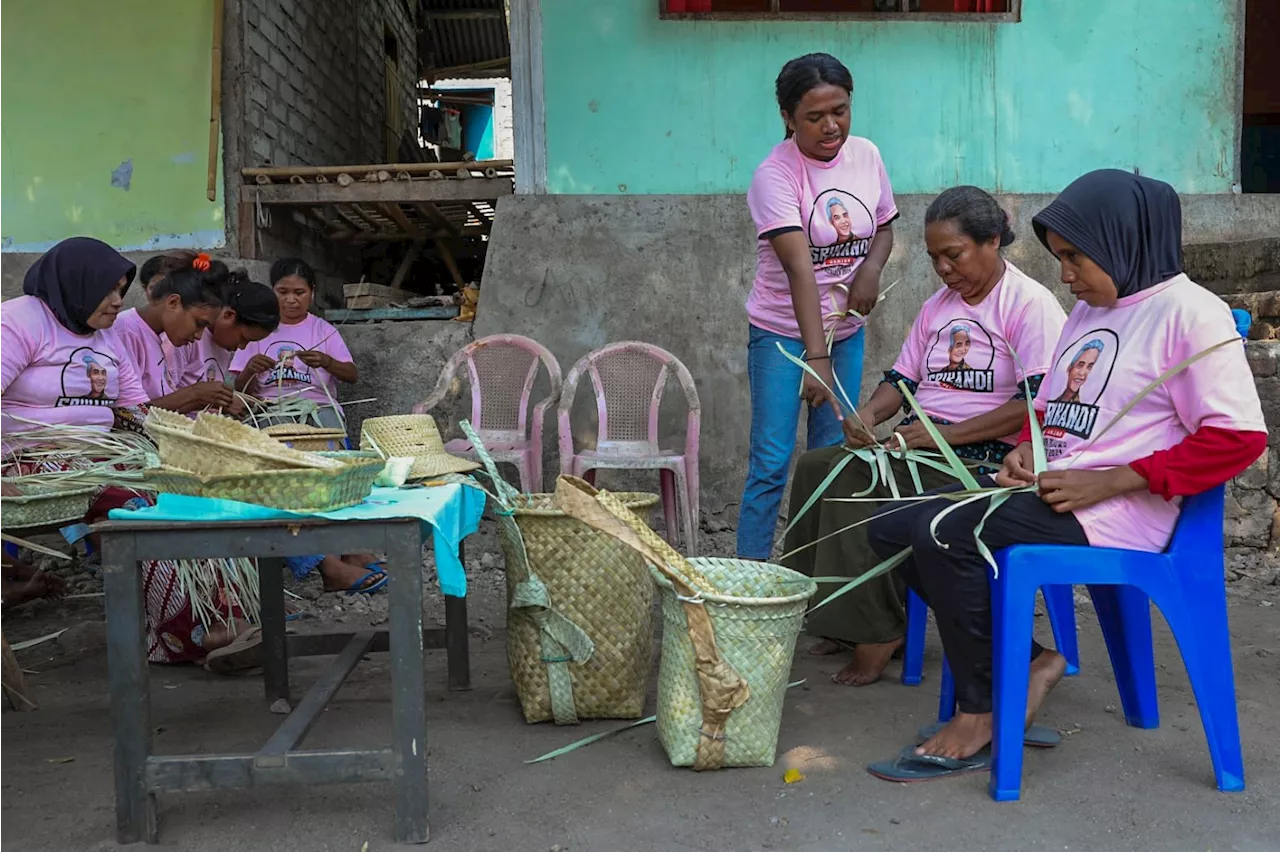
[145,409,342,475]
[263,424,349,452]
[0,480,99,531]
[141,451,384,512]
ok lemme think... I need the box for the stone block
[1269,446,1280,499]
[268,48,290,77]
[1224,483,1275,548]
[1272,506,1280,549]
[247,29,270,60]
[1246,341,1279,378]
[1236,452,1269,490]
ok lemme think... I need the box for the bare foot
[831,638,904,686]
[916,711,993,759]
[341,552,381,568]
[200,618,254,654]
[808,637,848,656]
[319,556,384,592]
[1025,649,1067,728]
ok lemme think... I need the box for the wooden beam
[379,203,425,238]
[434,237,467,289]
[246,178,513,205]
[325,306,460,323]
[412,201,459,236]
[390,240,428,290]
[242,160,511,179]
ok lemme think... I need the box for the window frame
[659,0,1022,23]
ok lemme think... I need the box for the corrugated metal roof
[418,0,510,79]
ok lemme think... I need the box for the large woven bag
[552,475,817,770]
[499,492,659,724]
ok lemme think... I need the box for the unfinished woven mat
[145,410,341,475]
[263,423,348,452]
[500,491,659,725]
[142,451,382,512]
[0,480,98,531]
[553,475,816,770]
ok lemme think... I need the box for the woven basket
[263,424,349,452]
[0,481,98,531]
[145,410,342,475]
[500,491,659,724]
[551,476,816,769]
[141,451,383,512]
[653,558,816,768]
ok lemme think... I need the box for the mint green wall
[2,0,224,252]
[541,0,1240,195]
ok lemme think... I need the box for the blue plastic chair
[902,585,1080,688]
[981,484,1241,801]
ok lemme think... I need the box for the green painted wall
[541,0,1240,195]
[2,0,224,252]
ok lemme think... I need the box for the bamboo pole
[207,0,225,202]
[241,160,513,179]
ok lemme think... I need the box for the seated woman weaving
[0,238,256,665]
[785,186,1066,686]
[864,170,1267,778]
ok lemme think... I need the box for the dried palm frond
[1,418,159,487]
[177,557,261,631]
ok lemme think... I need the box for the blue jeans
[737,324,865,559]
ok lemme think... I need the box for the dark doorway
[1241,0,1280,192]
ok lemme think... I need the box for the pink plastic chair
[414,334,562,493]
[558,342,701,554]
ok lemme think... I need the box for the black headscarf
[1032,169,1183,299]
[23,237,136,334]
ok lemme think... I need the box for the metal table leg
[386,523,429,844]
[444,595,471,691]
[258,557,289,702]
[102,533,157,844]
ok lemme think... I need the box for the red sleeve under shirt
[1015,413,1267,500]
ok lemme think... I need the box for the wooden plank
[247,179,513,206]
[237,200,258,260]
[434,238,466,289]
[242,160,512,179]
[379,203,425,238]
[325,307,460,323]
[411,202,459,236]
[343,282,418,302]
[390,240,427,291]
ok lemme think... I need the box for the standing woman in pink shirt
[737,53,897,561]
[864,170,1267,780]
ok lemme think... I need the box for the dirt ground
[2,523,1278,852]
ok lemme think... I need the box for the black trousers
[866,477,1088,714]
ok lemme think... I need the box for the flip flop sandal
[866,744,993,783]
[345,567,388,596]
[203,627,263,675]
[917,721,1061,748]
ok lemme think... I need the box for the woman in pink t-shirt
[1,239,259,661]
[785,187,1065,687]
[173,275,280,390]
[738,53,898,561]
[114,254,245,414]
[865,170,1267,780]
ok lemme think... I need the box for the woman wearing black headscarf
[861,170,1267,780]
[1,238,259,664]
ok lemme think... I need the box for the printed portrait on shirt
[807,189,875,270]
[203,360,224,383]
[1042,329,1120,448]
[58,348,120,407]
[265,341,313,386]
[924,318,996,392]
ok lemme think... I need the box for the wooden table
[97,515,470,845]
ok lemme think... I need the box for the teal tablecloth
[108,483,486,597]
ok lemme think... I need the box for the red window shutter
[668,0,687,10]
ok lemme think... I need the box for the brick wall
[1225,340,1280,585]
[242,0,417,168]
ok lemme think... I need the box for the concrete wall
[475,193,1280,527]
[1,0,225,252]
[538,0,1241,195]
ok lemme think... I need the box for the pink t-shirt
[746,136,898,341]
[1036,275,1265,552]
[0,295,148,437]
[176,333,234,388]
[113,308,185,401]
[230,313,352,407]
[891,261,1065,436]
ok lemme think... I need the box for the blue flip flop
[345,567,388,595]
[867,744,992,783]
[917,721,1061,748]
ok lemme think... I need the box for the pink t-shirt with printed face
[176,333,234,388]
[113,308,184,401]
[746,136,898,341]
[229,313,352,408]
[891,261,1065,436]
[1036,275,1266,552]
[0,295,149,437]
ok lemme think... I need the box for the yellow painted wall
[2,0,225,251]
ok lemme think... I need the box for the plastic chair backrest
[560,342,701,455]
[415,334,562,444]
[1166,484,1225,563]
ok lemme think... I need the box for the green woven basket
[141,451,383,512]
[0,481,99,531]
[653,557,817,768]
